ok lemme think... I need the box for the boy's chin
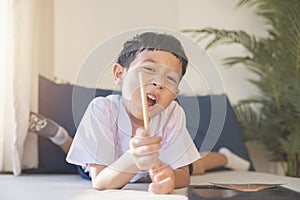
[149,104,164,118]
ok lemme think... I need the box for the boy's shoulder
[90,94,122,112]
[164,100,184,116]
[91,94,121,103]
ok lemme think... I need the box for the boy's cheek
[122,74,141,100]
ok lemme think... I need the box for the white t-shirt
[66,94,200,182]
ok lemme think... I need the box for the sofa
[24,75,253,174]
[8,76,300,200]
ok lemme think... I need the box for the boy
[29,32,250,194]
[67,32,199,194]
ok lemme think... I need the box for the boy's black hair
[117,32,188,76]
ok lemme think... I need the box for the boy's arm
[89,151,139,190]
[89,132,162,190]
[174,165,190,188]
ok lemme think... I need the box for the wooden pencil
[138,72,150,135]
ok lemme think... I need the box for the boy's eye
[166,75,178,85]
[142,66,156,73]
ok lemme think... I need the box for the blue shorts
[77,166,91,180]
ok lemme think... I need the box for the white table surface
[1,170,300,199]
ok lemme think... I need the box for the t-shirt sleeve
[159,102,200,169]
[66,97,117,166]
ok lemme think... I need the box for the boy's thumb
[135,127,149,137]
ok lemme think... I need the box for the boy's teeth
[147,94,156,100]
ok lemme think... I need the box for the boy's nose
[152,82,163,89]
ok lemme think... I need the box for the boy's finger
[133,153,160,170]
[151,161,167,171]
[130,136,162,148]
[133,144,161,155]
[150,160,163,170]
[135,127,149,137]
[153,173,165,182]
[148,177,173,194]
[158,176,172,184]
[148,182,160,192]
[153,169,173,182]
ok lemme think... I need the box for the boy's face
[114,50,182,125]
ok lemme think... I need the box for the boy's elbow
[92,179,108,190]
[92,182,104,190]
[92,180,123,190]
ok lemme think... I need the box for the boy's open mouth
[147,93,157,107]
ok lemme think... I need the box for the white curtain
[0,0,49,175]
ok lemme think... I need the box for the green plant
[184,0,300,177]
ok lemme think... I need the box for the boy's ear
[113,63,125,85]
[173,89,180,99]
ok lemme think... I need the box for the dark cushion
[24,75,253,173]
[24,76,115,174]
[178,95,254,171]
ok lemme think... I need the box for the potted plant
[184,0,300,177]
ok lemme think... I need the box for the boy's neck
[121,98,145,137]
[129,113,144,137]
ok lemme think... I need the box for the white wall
[53,0,267,104]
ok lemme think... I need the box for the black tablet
[186,185,300,200]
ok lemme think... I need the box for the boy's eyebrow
[141,59,157,64]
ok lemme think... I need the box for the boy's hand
[148,163,175,194]
[129,127,162,170]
